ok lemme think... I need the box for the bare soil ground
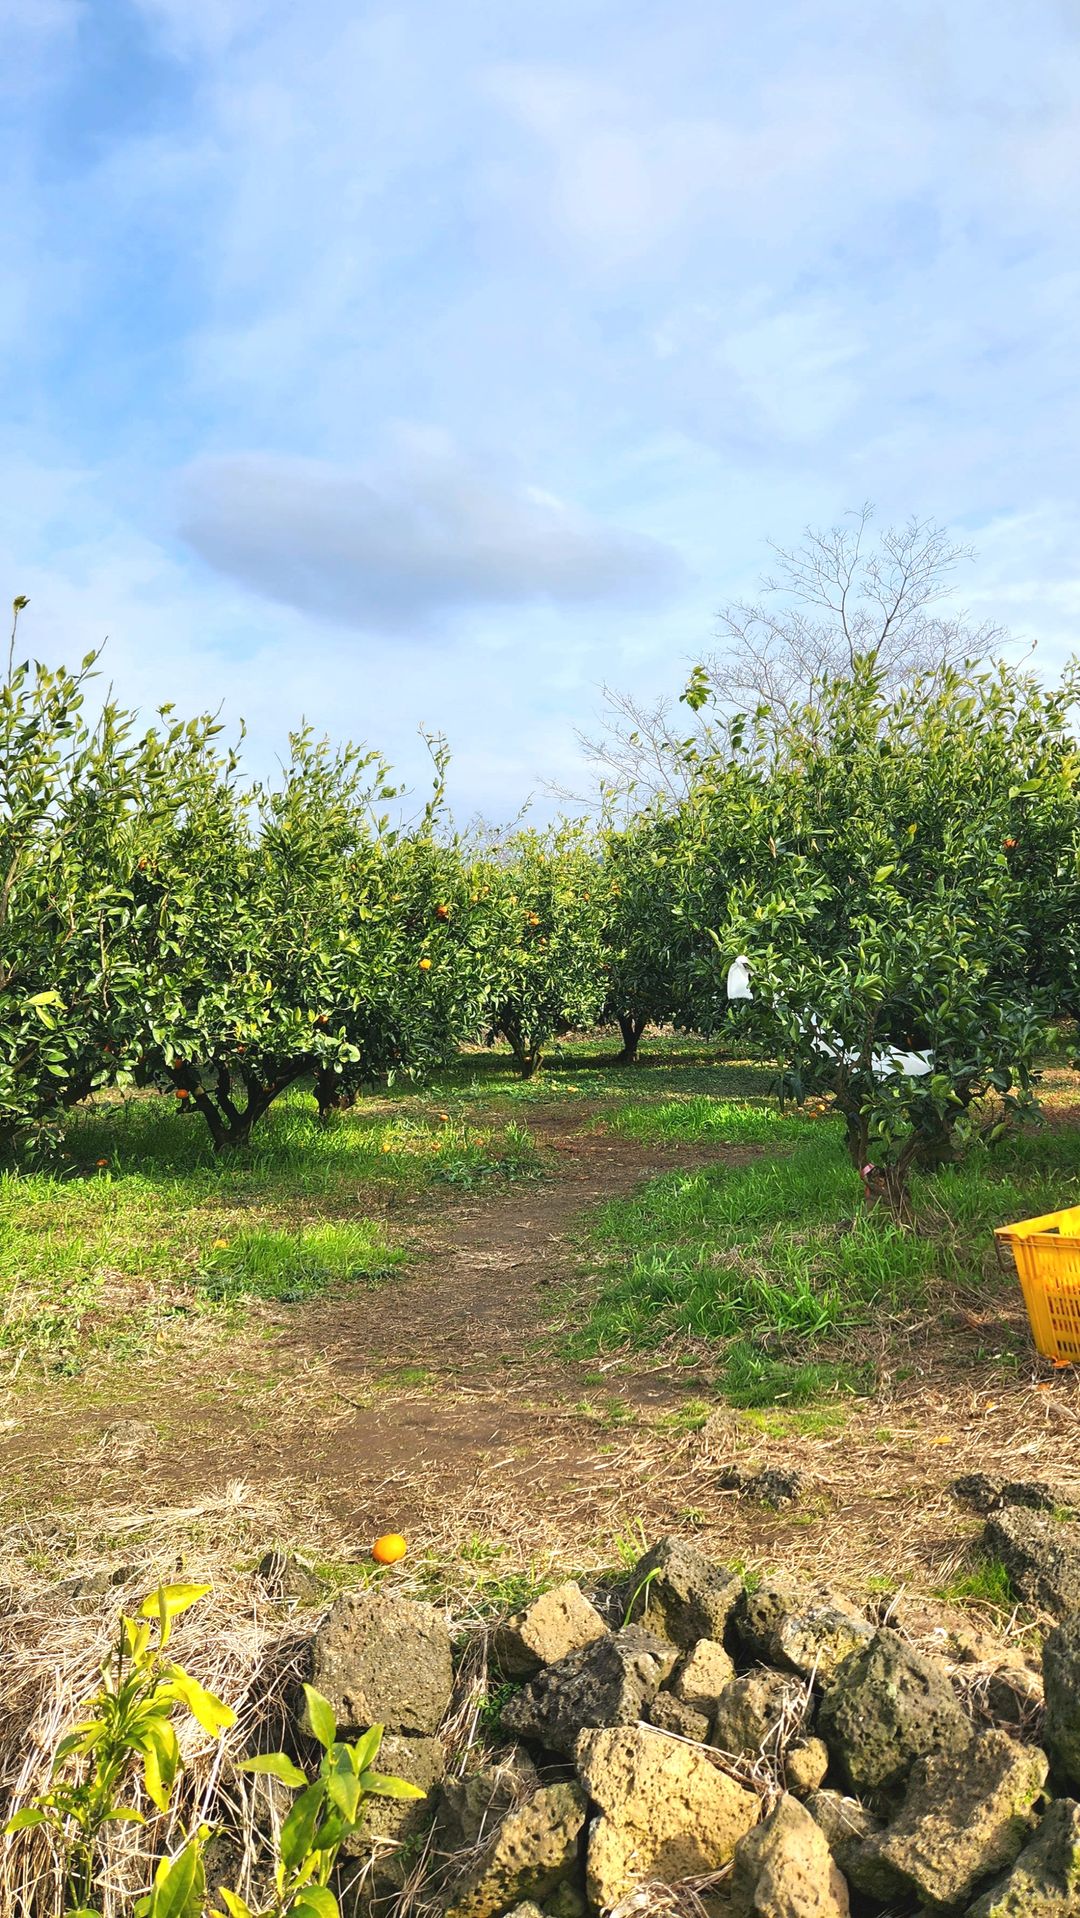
[2,1098,1079,1617]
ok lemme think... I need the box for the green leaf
[213,1890,254,1918]
[4,1807,47,1832]
[348,1725,383,1775]
[239,1752,309,1789]
[139,1839,207,1918]
[325,1754,361,1823]
[279,1780,327,1873]
[359,1771,426,1800]
[290,1891,339,1918]
[302,1685,337,1751]
[165,1667,237,1735]
[139,1583,212,1622]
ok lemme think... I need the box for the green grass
[401,1030,777,1106]
[603,1096,805,1146]
[937,1558,1016,1607]
[194,1222,402,1303]
[0,1086,544,1372]
[569,1096,1080,1403]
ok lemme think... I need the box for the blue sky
[3,0,1079,817]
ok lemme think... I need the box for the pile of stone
[299,1534,1080,1918]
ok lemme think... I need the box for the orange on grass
[371,1532,408,1565]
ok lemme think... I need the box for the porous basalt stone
[575,1723,759,1909]
[858,1728,1048,1911]
[817,1629,970,1796]
[306,1589,453,1737]
[727,1793,850,1917]
[501,1625,675,1757]
[624,1536,743,1648]
[493,1582,608,1678]
[442,1783,587,1918]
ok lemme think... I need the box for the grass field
[3,1029,1078,1395]
[0,1026,1078,1614]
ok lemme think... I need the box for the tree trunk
[497,1012,543,1079]
[179,1063,300,1150]
[314,1065,357,1121]
[616,1014,645,1063]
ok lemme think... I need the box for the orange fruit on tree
[418,956,432,971]
[371,1532,407,1565]
[435,904,450,920]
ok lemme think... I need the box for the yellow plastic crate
[995,1205,1080,1364]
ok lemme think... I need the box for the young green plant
[4,1584,234,1918]
[218,1684,425,1918]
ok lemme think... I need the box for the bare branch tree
[546,683,723,811]
[567,507,1016,806]
[707,504,1011,722]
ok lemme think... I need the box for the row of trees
[0,619,618,1158]
[4,541,1080,1209]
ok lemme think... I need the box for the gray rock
[785,1738,829,1796]
[859,1728,1048,1911]
[954,1474,1006,1516]
[672,1637,736,1711]
[575,1723,759,1909]
[1000,1481,1060,1514]
[306,1589,453,1737]
[804,1790,901,1903]
[255,1549,326,1606]
[719,1466,805,1509]
[986,1508,1080,1618]
[501,1625,675,1757]
[339,1733,443,1887]
[647,1691,712,1742]
[712,1670,812,1763]
[57,1564,138,1599]
[775,1604,873,1687]
[501,1905,545,1918]
[1043,1612,1080,1788]
[727,1793,850,1917]
[437,1753,541,1854]
[624,1536,743,1648]
[542,1880,588,1918]
[817,1629,971,1796]
[967,1797,1080,1916]
[732,1574,804,1665]
[953,1475,1058,1517]
[443,1783,587,1918]
[492,1582,608,1678]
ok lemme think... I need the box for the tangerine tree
[466,825,606,1077]
[686,659,1072,1212]
[0,616,223,1158]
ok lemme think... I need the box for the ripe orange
[418,956,432,971]
[176,1089,190,1100]
[435,904,450,920]
[371,1532,407,1565]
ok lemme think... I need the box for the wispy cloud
[1,0,1079,814]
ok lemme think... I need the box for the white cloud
[179,435,684,629]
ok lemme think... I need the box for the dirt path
[2,1104,1079,1608]
[283,1109,749,1390]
